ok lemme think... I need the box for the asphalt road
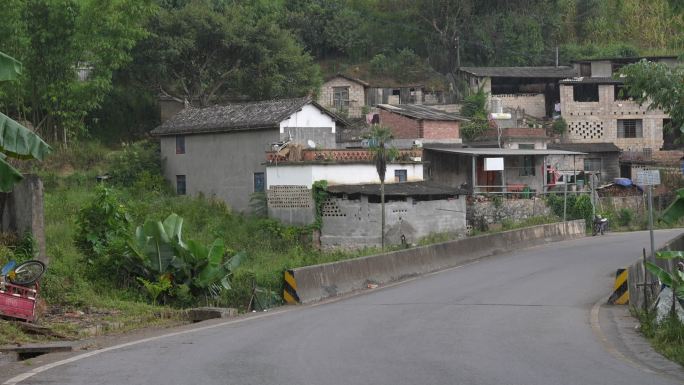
[7,229,684,385]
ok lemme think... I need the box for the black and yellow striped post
[608,268,629,305]
[283,270,300,304]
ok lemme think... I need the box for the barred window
[176,175,186,195]
[333,87,349,110]
[617,119,643,138]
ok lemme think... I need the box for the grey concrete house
[321,182,467,250]
[150,97,349,212]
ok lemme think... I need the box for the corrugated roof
[548,142,621,153]
[327,182,466,197]
[424,146,585,156]
[458,66,577,78]
[377,104,468,121]
[150,98,347,136]
[559,77,623,85]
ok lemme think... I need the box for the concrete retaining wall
[627,233,684,310]
[290,219,585,303]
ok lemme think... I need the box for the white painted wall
[279,103,336,133]
[267,163,424,189]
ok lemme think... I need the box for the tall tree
[133,0,321,106]
[620,61,684,142]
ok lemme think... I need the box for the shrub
[75,185,132,276]
[617,208,634,227]
[109,140,165,189]
[552,117,567,135]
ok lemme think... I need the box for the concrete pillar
[0,175,46,263]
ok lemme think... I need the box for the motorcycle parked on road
[592,215,608,236]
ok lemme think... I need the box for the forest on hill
[0,0,682,143]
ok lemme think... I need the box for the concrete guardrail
[286,220,586,304]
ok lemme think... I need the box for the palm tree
[369,126,395,250]
[0,51,51,192]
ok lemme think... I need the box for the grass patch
[635,310,684,366]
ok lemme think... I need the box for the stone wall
[1,175,46,262]
[321,195,467,250]
[468,197,552,228]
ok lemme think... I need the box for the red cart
[0,282,39,322]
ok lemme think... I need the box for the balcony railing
[266,148,423,163]
[620,148,653,162]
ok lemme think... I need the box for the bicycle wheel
[11,260,46,286]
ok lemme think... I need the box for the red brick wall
[423,120,460,140]
[378,109,421,139]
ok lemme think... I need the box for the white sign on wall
[484,157,504,171]
[635,169,661,186]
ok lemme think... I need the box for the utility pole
[455,36,461,69]
[648,184,655,259]
[555,46,559,67]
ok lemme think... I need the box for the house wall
[468,197,551,228]
[321,195,466,250]
[502,156,545,193]
[160,129,280,212]
[590,61,612,77]
[266,163,424,189]
[379,109,420,138]
[422,120,460,140]
[279,104,337,148]
[318,76,366,117]
[546,152,620,183]
[267,185,316,226]
[424,151,471,188]
[560,84,666,151]
[497,93,546,118]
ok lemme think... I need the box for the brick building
[376,104,467,145]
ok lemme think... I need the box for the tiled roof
[377,104,468,121]
[150,98,346,136]
[548,142,621,153]
[458,66,578,78]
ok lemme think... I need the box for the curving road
[6,229,684,385]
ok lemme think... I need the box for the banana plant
[0,51,51,192]
[645,251,684,317]
[133,213,186,275]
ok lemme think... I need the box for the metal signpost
[636,169,661,260]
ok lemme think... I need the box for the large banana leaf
[660,188,684,225]
[656,251,684,260]
[645,261,673,287]
[0,51,21,82]
[0,112,51,160]
[196,239,227,288]
[0,153,23,192]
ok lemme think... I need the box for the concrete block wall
[318,77,366,118]
[1,175,46,263]
[497,94,546,118]
[321,196,467,250]
[560,84,666,150]
[291,219,586,303]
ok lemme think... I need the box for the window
[176,175,186,195]
[614,85,629,101]
[253,172,265,193]
[573,84,599,102]
[519,156,535,176]
[518,144,534,150]
[617,119,643,138]
[579,63,591,77]
[176,135,185,154]
[395,169,407,182]
[584,158,601,172]
[332,87,349,110]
